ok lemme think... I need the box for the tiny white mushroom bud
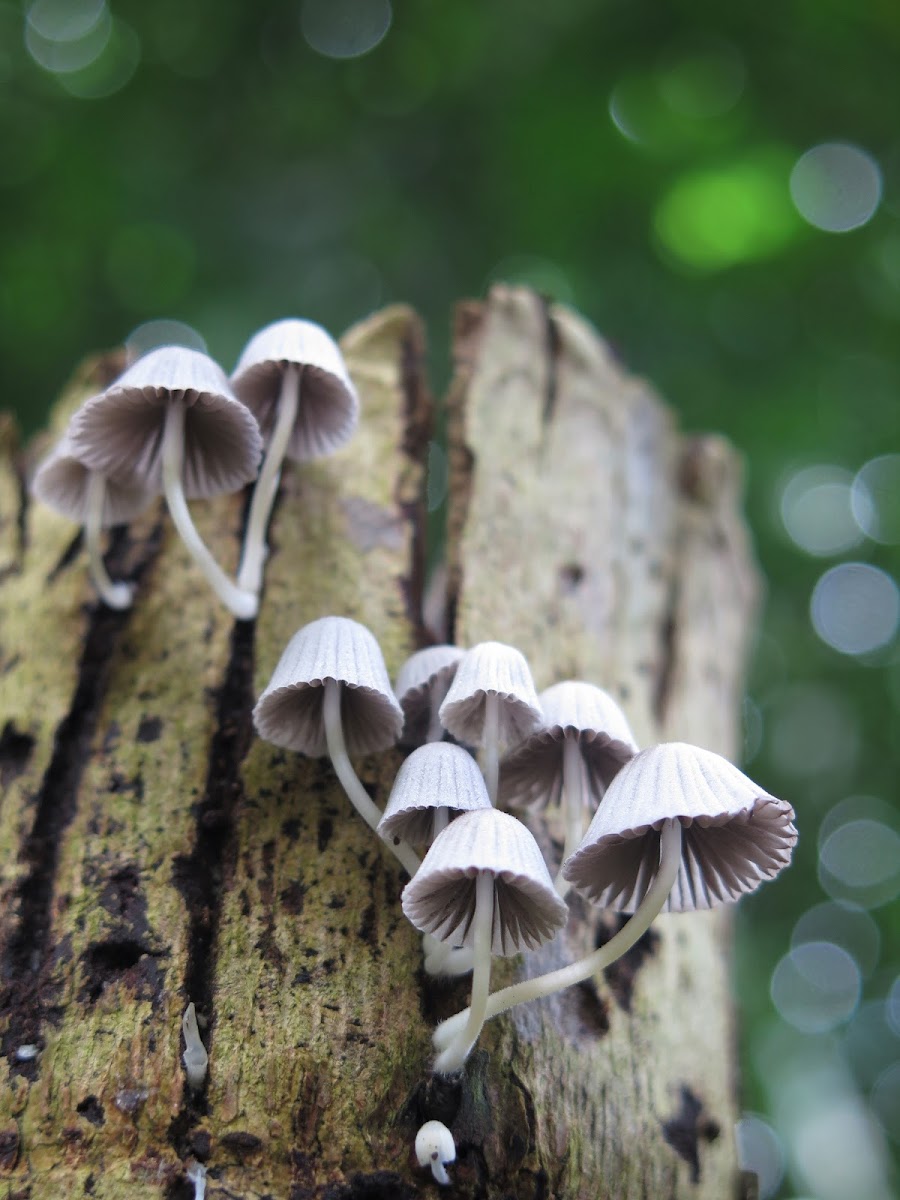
[415,1120,455,1186]
[186,1161,207,1200]
[182,1003,208,1090]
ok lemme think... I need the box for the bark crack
[169,615,255,1143]
[0,521,163,1073]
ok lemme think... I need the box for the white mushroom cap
[438,641,542,748]
[230,318,359,462]
[415,1120,456,1186]
[32,435,155,526]
[378,743,491,846]
[394,644,465,746]
[253,615,403,757]
[68,346,262,499]
[500,680,639,809]
[562,742,798,912]
[402,808,568,955]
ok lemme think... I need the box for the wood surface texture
[0,288,759,1199]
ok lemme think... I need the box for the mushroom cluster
[253,621,798,1186]
[31,319,358,619]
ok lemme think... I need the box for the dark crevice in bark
[396,317,433,650]
[660,1085,721,1185]
[538,296,562,430]
[0,522,162,1075]
[653,583,678,726]
[168,615,255,1150]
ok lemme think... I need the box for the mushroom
[230,318,359,594]
[439,641,542,805]
[378,742,492,848]
[181,1002,208,1091]
[31,433,155,609]
[499,680,639,891]
[415,1120,456,1186]
[68,345,262,619]
[432,742,797,1052]
[379,740,492,977]
[403,807,568,1072]
[394,644,465,746]
[253,615,419,876]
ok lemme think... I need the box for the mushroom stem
[426,676,446,744]
[554,737,586,895]
[433,819,683,1053]
[162,402,258,620]
[422,809,475,976]
[237,364,300,595]
[482,692,500,805]
[84,470,133,610]
[323,679,420,877]
[433,869,495,1073]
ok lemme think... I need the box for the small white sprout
[415,1120,455,1186]
[182,1003,208,1090]
[186,1161,207,1200]
[15,1044,38,1062]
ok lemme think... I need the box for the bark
[0,288,759,1200]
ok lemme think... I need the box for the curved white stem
[482,692,500,805]
[84,471,132,609]
[237,364,300,594]
[162,403,258,620]
[433,870,494,1073]
[422,808,475,976]
[323,679,421,877]
[554,737,586,894]
[433,819,683,1052]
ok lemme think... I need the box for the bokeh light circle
[780,465,861,556]
[735,1113,784,1200]
[770,941,861,1033]
[792,901,880,977]
[818,818,900,908]
[300,0,391,60]
[852,454,900,544]
[125,319,207,365]
[889,976,900,1037]
[790,143,882,232]
[810,562,899,655]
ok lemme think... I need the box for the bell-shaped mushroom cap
[253,615,403,757]
[402,808,568,955]
[562,742,798,913]
[68,346,262,499]
[32,435,155,526]
[378,743,491,846]
[500,680,639,809]
[438,642,542,748]
[230,318,359,462]
[394,644,465,745]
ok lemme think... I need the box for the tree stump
[0,286,759,1199]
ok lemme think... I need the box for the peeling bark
[0,291,759,1198]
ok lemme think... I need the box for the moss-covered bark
[0,290,758,1199]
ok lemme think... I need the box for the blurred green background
[2,1,899,1196]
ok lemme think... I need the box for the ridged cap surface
[402,808,568,955]
[32,435,156,526]
[378,743,491,846]
[230,318,359,461]
[68,346,262,499]
[500,680,638,809]
[562,742,797,912]
[253,616,403,757]
[439,642,542,747]
[394,644,465,746]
